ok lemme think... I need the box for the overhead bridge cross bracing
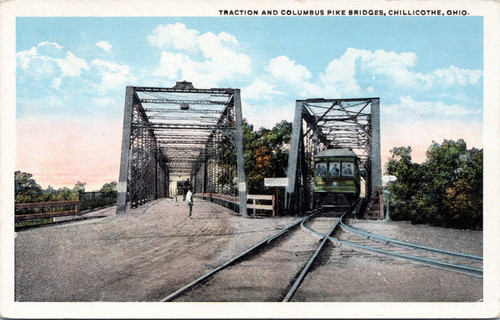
[116,81,248,216]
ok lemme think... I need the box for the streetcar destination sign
[264,178,289,187]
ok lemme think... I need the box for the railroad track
[160,202,480,302]
[302,214,483,278]
[160,205,356,302]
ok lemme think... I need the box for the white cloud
[315,48,427,95]
[299,48,483,98]
[17,40,87,79]
[242,102,294,129]
[38,41,64,49]
[359,49,426,87]
[149,23,252,88]
[243,79,286,99]
[55,52,89,77]
[51,77,62,90]
[432,65,482,86]
[334,48,481,90]
[266,56,312,85]
[197,31,251,76]
[16,47,38,69]
[96,41,112,52]
[148,22,199,52]
[384,96,479,116]
[91,59,136,94]
[17,46,88,88]
[318,49,363,96]
[154,51,196,80]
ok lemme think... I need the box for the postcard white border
[1,0,499,318]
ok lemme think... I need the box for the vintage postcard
[1,0,499,318]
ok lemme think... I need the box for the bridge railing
[15,200,81,222]
[15,191,117,228]
[79,191,117,212]
[194,193,276,216]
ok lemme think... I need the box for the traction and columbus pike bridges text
[218,9,470,16]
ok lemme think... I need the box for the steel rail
[282,205,355,302]
[301,221,482,278]
[328,235,482,278]
[159,210,321,302]
[339,221,483,261]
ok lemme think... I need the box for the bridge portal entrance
[116,81,248,216]
[285,98,382,214]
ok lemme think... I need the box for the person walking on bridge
[186,186,193,218]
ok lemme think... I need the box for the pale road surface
[15,197,482,302]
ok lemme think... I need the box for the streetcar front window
[315,162,327,177]
[328,162,340,177]
[342,162,354,177]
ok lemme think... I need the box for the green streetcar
[313,148,361,207]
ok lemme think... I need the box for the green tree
[100,181,117,194]
[242,120,262,193]
[15,171,43,203]
[443,148,483,229]
[386,147,423,221]
[259,120,292,178]
[422,139,469,226]
[74,181,86,193]
[385,140,482,229]
[53,187,76,201]
[43,185,57,201]
[242,120,292,194]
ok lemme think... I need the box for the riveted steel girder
[143,108,223,114]
[139,98,228,105]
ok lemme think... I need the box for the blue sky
[16,16,483,189]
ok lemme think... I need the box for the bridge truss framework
[116,81,247,216]
[285,98,382,214]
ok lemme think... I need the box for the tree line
[15,171,117,203]
[386,139,482,230]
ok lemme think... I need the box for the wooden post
[76,191,81,214]
[274,187,278,217]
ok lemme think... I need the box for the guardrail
[194,193,276,216]
[15,200,81,221]
[79,191,117,212]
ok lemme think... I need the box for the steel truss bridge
[285,98,382,214]
[117,81,248,216]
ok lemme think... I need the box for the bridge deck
[15,197,295,302]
